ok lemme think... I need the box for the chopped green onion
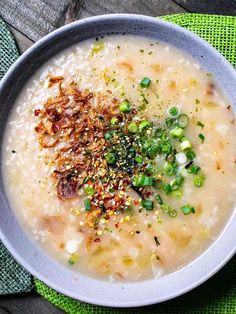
[166,153,175,163]
[140,77,151,88]
[181,204,195,215]
[186,150,196,160]
[172,189,183,199]
[105,132,112,140]
[161,142,172,154]
[165,117,177,128]
[134,155,143,163]
[169,209,177,217]
[164,162,174,176]
[195,98,200,104]
[163,183,172,195]
[105,152,116,164]
[68,253,79,266]
[198,133,205,143]
[128,122,138,133]
[84,186,95,196]
[170,126,184,139]
[142,139,157,155]
[175,174,184,186]
[178,114,189,128]
[154,128,164,138]
[124,206,134,215]
[141,199,154,210]
[132,175,155,187]
[160,203,176,217]
[155,194,163,205]
[84,198,91,211]
[194,174,205,187]
[119,100,132,113]
[110,117,119,125]
[143,177,155,186]
[144,164,155,175]
[161,132,169,142]
[180,139,192,152]
[167,105,180,118]
[154,179,162,189]
[197,121,204,128]
[147,142,160,159]
[188,164,201,174]
[139,120,152,132]
[160,203,171,213]
[170,175,184,190]
[170,181,179,191]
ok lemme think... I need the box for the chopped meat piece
[57,174,78,200]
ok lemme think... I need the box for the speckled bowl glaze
[0,14,236,307]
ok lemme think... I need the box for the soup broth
[3,35,236,281]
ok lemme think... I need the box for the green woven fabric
[0,13,236,313]
[0,17,33,295]
[0,242,33,294]
[0,17,19,79]
[161,14,236,68]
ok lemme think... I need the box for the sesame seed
[151,253,156,260]
[124,216,130,222]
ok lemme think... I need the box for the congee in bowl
[3,35,236,282]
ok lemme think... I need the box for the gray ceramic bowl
[0,14,236,307]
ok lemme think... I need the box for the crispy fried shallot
[48,75,64,87]
[86,209,102,228]
[35,81,120,200]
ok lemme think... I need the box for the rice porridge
[3,35,236,281]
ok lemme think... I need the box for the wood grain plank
[0,0,186,42]
[8,24,34,53]
[0,293,65,314]
[78,0,187,19]
[173,0,236,16]
[0,0,70,41]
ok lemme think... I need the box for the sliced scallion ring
[178,114,189,128]
[167,105,180,118]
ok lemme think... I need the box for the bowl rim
[0,13,236,308]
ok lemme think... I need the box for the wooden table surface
[0,1,236,313]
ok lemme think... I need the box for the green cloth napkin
[0,13,236,314]
[0,17,33,295]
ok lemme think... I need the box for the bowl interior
[0,14,236,307]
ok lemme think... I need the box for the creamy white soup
[3,35,236,281]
